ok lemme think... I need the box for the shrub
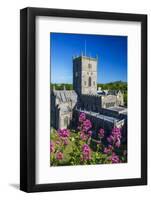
[50,113,127,166]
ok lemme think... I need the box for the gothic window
[106,102,115,108]
[64,116,68,127]
[88,63,92,69]
[106,103,109,108]
[88,77,91,87]
[75,72,78,77]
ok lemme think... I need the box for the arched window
[88,77,91,87]
[88,63,92,69]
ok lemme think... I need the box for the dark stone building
[51,55,127,135]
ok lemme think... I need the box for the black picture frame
[20,7,147,192]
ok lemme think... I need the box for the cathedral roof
[53,90,78,103]
[108,90,121,95]
[76,109,120,123]
[97,90,122,96]
[106,106,127,114]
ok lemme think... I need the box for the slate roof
[108,90,121,95]
[76,109,120,123]
[97,90,121,96]
[53,90,78,103]
[107,106,127,112]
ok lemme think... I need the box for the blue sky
[50,33,127,84]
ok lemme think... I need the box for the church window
[75,72,78,77]
[88,63,92,69]
[88,77,91,87]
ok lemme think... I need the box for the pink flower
[107,137,112,143]
[79,112,86,122]
[82,144,89,151]
[112,127,121,139]
[56,140,60,145]
[50,142,54,153]
[103,145,113,154]
[107,127,121,148]
[82,144,91,160]
[58,128,70,138]
[56,152,63,160]
[108,145,114,150]
[98,128,104,138]
[115,138,121,148]
[104,147,111,154]
[63,138,69,145]
[83,119,92,131]
[88,130,92,137]
[80,132,88,141]
[110,135,116,143]
[108,152,120,163]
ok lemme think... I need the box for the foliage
[97,81,127,91]
[51,81,127,91]
[51,83,73,90]
[50,113,127,166]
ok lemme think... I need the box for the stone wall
[51,90,78,129]
[73,109,126,137]
[78,94,102,112]
[73,56,97,95]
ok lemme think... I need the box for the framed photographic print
[20,7,147,192]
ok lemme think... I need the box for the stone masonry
[51,55,127,135]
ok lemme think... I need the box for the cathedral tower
[73,55,97,95]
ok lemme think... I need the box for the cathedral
[51,55,127,135]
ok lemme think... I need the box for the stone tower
[73,55,97,95]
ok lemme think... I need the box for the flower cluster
[82,144,91,161]
[98,128,104,138]
[50,142,55,153]
[56,152,63,160]
[50,114,127,166]
[103,145,113,154]
[79,112,86,122]
[108,152,120,163]
[107,127,121,148]
[58,128,70,138]
[79,113,92,131]
[78,113,92,141]
[83,119,92,131]
[80,131,88,141]
[57,128,70,146]
[88,130,92,137]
